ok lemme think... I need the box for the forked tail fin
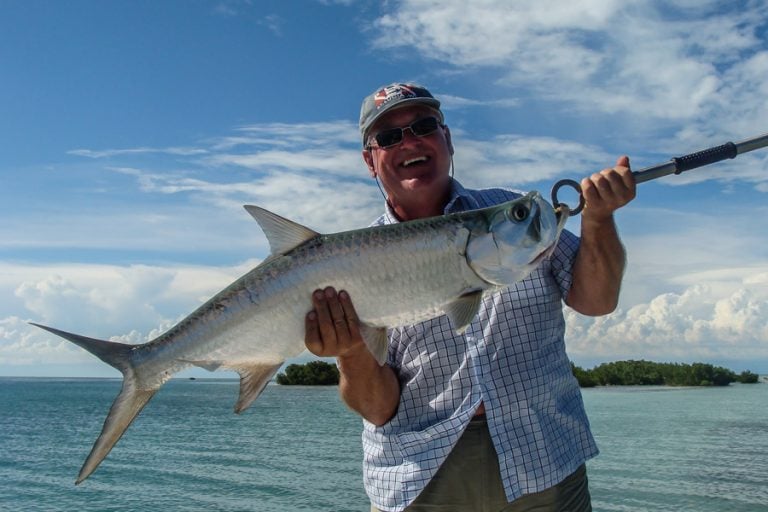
[30,323,160,484]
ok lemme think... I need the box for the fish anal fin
[179,359,281,412]
[77,381,158,484]
[359,324,389,366]
[228,361,283,414]
[243,205,319,256]
[445,291,484,334]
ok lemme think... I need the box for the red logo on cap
[374,84,417,109]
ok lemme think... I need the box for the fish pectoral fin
[227,361,284,414]
[243,205,320,256]
[445,291,484,334]
[359,324,389,366]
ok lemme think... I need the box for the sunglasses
[368,116,442,149]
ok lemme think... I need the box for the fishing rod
[551,132,768,216]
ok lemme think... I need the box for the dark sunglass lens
[411,117,439,135]
[373,117,439,148]
[375,128,403,148]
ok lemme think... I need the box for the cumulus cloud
[0,316,92,366]
[565,202,768,365]
[0,260,261,369]
[6,261,766,373]
[565,282,768,362]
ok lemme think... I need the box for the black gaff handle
[551,132,768,216]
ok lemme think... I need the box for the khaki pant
[372,417,591,512]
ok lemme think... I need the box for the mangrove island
[276,359,760,387]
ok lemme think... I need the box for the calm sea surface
[1,378,766,511]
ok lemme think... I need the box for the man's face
[362,105,454,215]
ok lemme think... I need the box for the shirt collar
[381,179,478,225]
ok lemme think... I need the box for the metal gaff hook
[550,179,585,217]
[550,132,768,217]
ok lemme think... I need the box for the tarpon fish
[32,191,567,483]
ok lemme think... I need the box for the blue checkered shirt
[362,180,599,511]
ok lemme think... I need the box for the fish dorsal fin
[244,205,320,255]
[359,323,389,366]
[445,290,484,334]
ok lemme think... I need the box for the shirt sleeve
[550,228,580,301]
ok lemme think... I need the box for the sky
[1,0,767,378]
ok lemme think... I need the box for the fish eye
[510,204,529,222]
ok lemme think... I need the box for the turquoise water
[584,384,768,511]
[1,378,767,511]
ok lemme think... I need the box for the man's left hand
[580,155,636,222]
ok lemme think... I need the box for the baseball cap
[359,83,443,146]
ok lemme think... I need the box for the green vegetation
[276,359,760,388]
[571,360,761,388]
[276,361,340,385]
[738,370,759,384]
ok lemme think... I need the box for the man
[305,83,635,511]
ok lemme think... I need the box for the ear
[362,149,376,178]
[443,125,454,156]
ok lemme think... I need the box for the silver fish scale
[137,213,487,381]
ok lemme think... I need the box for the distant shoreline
[2,361,766,387]
[571,360,761,388]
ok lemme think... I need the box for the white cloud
[257,14,284,36]
[437,94,519,110]
[68,147,208,158]
[0,316,92,366]
[107,166,381,233]
[8,104,765,374]
[371,0,768,152]
[213,0,254,17]
[0,260,260,368]
[373,0,621,68]
[565,281,768,362]
[563,201,768,364]
[210,121,361,150]
[454,133,611,189]
[4,194,767,372]
[206,148,363,177]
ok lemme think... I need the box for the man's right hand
[304,286,400,426]
[305,286,368,359]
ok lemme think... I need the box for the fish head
[465,191,567,286]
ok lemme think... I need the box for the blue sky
[2,0,767,377]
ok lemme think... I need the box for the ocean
[1,378,766,511]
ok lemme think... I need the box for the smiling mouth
[402,156,428,167]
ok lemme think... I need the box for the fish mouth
[531,242,556,266]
